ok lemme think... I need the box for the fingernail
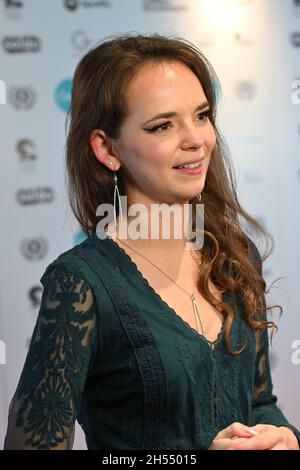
[228,447,236,450]
[246,427,258,435]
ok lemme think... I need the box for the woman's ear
[90,129,121,171]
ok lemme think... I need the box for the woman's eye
[144,111,210,133]
[145,122,171,133]
[197,111,210,121]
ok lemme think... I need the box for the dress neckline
[100,232,227,350]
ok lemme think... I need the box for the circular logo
[9,86,36,110]
[64,0,79,10]
[21,236,48,261]
[54,79,72,112]
[235,80,257,100]
[71,29,92,51]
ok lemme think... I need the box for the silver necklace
[113,236,205,337]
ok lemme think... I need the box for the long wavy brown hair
[66,32,281,354]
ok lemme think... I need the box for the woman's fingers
[212,423,297,450]
[210,437,248,450]
[228,429,279,450]
[214,422,259,440]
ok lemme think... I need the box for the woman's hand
[209,422,299,450]
[209,422,259,450]
[227,424,299,450]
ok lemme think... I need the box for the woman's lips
[173,164,203,175]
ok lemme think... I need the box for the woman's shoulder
[244,235,263,275]
[40,233,119,289]
[40,233,104,285]
[246,235,261,260]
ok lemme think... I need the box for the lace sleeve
[4,262,97,450]
[249,241,300,443]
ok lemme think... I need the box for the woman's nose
[180,123,205,150]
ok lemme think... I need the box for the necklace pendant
[191,293,205,336]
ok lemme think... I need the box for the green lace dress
[4,233,300,450]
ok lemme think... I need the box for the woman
[4,33,300,450]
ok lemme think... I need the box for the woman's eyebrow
[142,102,210,126]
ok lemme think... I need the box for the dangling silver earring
[197,193,202,202]
[113,170,123,229]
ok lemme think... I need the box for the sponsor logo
[71,29,92,52]
[16,187,55,205]
[17,139,37,168]
[143,0,187,11]
[8,86,36,110]
[21,236,49,261]
[28,286,43,309]
[0,80,6,104]
[64,0,79,9]
[3,0,23,18]
[64,0,111,10]
[2,35,42,53]
[290,31,300,47]
[4,0,23,7]
[54,79,72,112]
[235,80,257,100]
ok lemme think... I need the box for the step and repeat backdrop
[0,0,299,450]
